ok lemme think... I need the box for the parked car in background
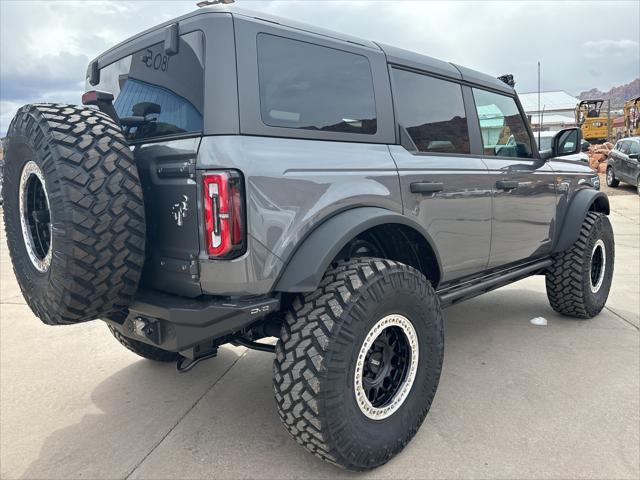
[606,137,640,194]
[536,130,589,163]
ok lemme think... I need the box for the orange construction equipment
[575,99,609,143]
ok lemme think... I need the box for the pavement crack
[605,306,639,331]
[123,349,248,479]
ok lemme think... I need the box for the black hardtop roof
[91,5,513,94]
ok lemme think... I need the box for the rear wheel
[546,212,614,318]
[273,258,443,470]
[606,166,619,187]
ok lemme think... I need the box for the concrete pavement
[1,194,638,479]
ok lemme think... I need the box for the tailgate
[134,138,202,297]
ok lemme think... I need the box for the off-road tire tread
[545,212,610,318]
[107,325,180,362]
[273,258,442,470]
[3,103,145,325]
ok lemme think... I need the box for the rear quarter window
[90,31,205,142]
[256,34,377,135]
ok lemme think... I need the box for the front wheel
[606,167,619,187]
[273,258,443,471]
[546,212,614,318]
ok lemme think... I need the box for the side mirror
[629,153,639,160]
[553,127,582,157]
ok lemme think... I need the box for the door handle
[496,180,519,191]
[410,182,444,194]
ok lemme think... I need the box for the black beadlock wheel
[546,212,614,319]
[273,258,444,471]
[606,167,619,187]
[2,104,146,325]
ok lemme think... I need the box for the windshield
[88,31,204,142]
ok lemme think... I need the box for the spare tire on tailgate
[2,103,145,325]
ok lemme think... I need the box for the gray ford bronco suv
[3,5,613,471]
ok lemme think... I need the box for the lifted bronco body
[3,5,613,471]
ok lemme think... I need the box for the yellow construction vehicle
[575,99,609,143]
[623,96,640,137]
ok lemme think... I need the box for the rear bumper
[105,289,279,354]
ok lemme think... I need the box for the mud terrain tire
[2,104,145,325]
[546,212,614,319]
[274,258,444,471]
[606,166,619,187]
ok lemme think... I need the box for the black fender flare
[552,189,610,253]
[274,207,442,293]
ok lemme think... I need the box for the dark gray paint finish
[275,207,442,292]
[481,158,557,267]
[388,145,493,281]
[452,64,514,94]
[377,43,462,80]
[196,135,402,295]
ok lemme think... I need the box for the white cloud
[583,39,639,58]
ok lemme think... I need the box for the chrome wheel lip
[354,314,419,420]
[19,161,52,273]
[589,239,606,293]
[606,168,613,185]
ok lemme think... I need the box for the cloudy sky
[1,0,639,136]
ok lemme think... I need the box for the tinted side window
[473,89,533,158]
[257,34,376,134]
[619,141,630,154]
[92,31,204,142]
[392,68,470,154]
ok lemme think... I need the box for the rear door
[389,67,492,282]
[90,30,206,297]
[624,140,640,182]
[470,88,557,268]
[609,141,625,179]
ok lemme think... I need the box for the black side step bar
[437,258,553,307]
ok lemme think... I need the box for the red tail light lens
[203,171,245,258]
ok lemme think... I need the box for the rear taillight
[203,171,245,258]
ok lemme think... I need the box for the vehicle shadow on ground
[19,283,622,479]
[19,348,244,480]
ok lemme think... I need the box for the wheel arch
[552,189,610,253]
[274,207,442,292]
